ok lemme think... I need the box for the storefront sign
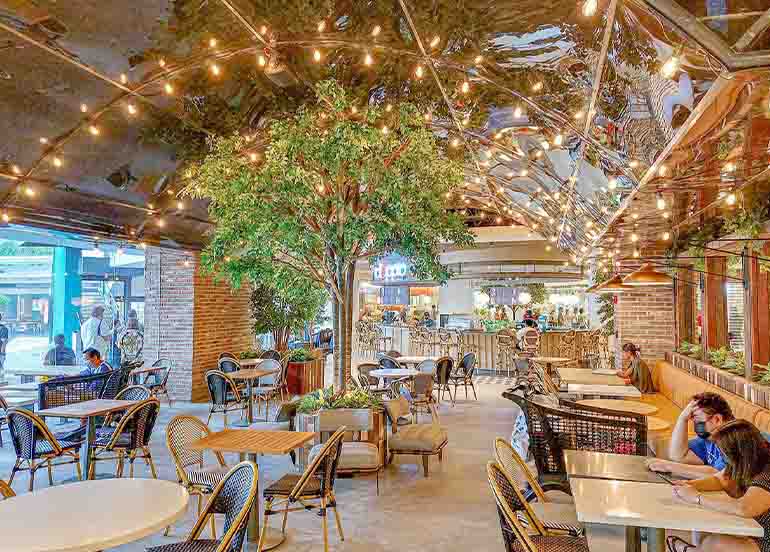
[371,257,413,282]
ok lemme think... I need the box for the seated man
[80,347,112,376]
[516,319,538,350]
[43,334,77,366]
[647,392,734,478]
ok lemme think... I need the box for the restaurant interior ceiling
[0,0,769,266]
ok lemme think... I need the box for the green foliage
[296,386,383,414]
[597,294,615,336]
[287,348,315,362]
[677,340,703,360]
[703,346,745,375]
[525,283,547,305]
[250,268,328,335]
[482,320,514,333]
[238,348,262,360]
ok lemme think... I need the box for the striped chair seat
[185,466,230,491]
[34,439,80,456]
[147,539,219,552]
[510,535,590,552]
[263,473,322,498]
[516,502,584,537]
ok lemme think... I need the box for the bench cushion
[390,424,447,452]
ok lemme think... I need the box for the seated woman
[616,342,654,393]
[668,419,770,552]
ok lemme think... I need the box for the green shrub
[287,348,315,362]
[296,386,382,414]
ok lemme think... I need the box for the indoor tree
[186,79,473,386]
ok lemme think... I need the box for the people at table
[44,334,77,366]
[647,392,735,479]
[668,419,770,552]
[80,348,112,376]
[616,342,654,393]
[81,305,119,359]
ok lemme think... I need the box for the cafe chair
[254,358,283,420]
[258,427,346,552]
[218,352,237,360]
[416,359,436,374]
[259,349,281,361]
[147,461,258,552]
[165,415,230,538]
[144,358,174,407]
[6,408,82,491]
[494,438,573,504]
[487,462,589,552]
[384,396,447,477]
[410,373,436,423]
[449,352,477,401]
[385,350,402,358]
[0,479,14,499]
[0,393,8,447]
[205,370,249,427]
[98,385,152,432]
[434,356,454,405]
[357,363,389,396]
[493,441,582,537]
[100,368,125,400]
[89,397,160,479]
[378,356,401,371]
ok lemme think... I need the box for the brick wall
[616,287,675,361]
[144,247,254,402]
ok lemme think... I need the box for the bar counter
[373,324,593,371]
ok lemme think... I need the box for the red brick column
[616,287,675,361]
[144,247,254,402]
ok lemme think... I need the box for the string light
[450,137,460,148]
[39,137,48,144]
[210,63,221,76]
[723,162,735,172]
[249,153,259,162]
[582,0,598,16]
[209,37,218,48]
[259,26,268,36]
[1,213,9,223]
[126,103,137,115]
[364,53,373,66]
[157,218,165,227]
[629,160,639,168]
[461,81,470,94]
[313,49,322,62]
[158,58,166,68]
[164,82,174,95]
[381,126,389,135]
[532,82,543,92]
[415,65,424,79]
[176,201,184,210]
[52,156,62,168]
[89,125,100,136]
[574,111,584,120]
[120,73,128,84]
[726,192,737,205]
[662,232,671,240]
[11,165,20,175]
[631,233,638,242]
[658,165,667,177]
[80,103,88,113]
[663,211,670,219]
[660,56,680,78]
[513,106,522,118]
[520,169,528,177]
[258,54,267,67]
[317,21,326,33]
[554,134,563,146]
[633,249,640,258]
[371,25,381,37]
[429,36,440,49]
[656,193,666,210]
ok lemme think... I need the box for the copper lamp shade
[622,262,672,286]
[597,275,634,293]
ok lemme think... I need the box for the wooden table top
[646,416,671,432]
[229,368,278,381]
[396,356,436,365]
[577,399,659,415]
[190,429,315,455]
[559,368,625,386]
[37,399,138,419]
[532,357,572,364]
[238,358,267,367]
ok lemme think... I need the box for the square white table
[564,450,669,485]
[567,383,642,399]
[569,477,763,552]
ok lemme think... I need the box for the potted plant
[285,348,324,395]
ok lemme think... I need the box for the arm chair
[487,462,589,552]
[6,408,82,491]
[493,439,581,537]
[38,371,111,410]
[449,352,477,401]
[258,428,347,552]
[259,349,281,361]
[308,409,383,494]
[0,479,14,499]
[164,415,229,538]
[100,384,152,429]
[148,461,258,552]
[434,356,455,405]
[524,398,647,487]
[205,370,248,427]
[143,358,174,406]
[89,397,160,479]
[384,396,447,477]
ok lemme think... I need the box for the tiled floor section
[1,383,523,551]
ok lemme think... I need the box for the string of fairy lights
[0,1,747,272]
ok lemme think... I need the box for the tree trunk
[332,263,355,390]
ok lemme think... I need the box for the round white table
[369,368,419,380]
[0,478,189,552]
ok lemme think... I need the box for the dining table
[191,429,316,551]
[0,478,189,552]
[567,383,642,399]
[576,399,659,415]
[558,368,627,386]
[369,367,419,386]
[564,450,671,485]
[229,367,280,425]
[394,356,436,367]
[569,476,763,552]
[531,356,572,377]
[37,399,138,479]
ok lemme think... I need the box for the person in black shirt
[43,334,77,366]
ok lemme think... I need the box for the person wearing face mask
[667,419,770,552]
[647,392,734,479]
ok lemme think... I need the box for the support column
[675,267,697,346]
[703,256,728,352]
[746,245,770,374]
[615,287,675,362]
[51,247,81,348]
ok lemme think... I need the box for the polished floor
[0,379,527,551]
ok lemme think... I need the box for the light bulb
[259,25,268,35]
[258,55,267,67]
[126,103,137,115]
[39,137,48,144]
[80,103,88,113]
[461,81,470,94]
[249,153,258,162]
[164,82,174,95]
[663,211,670,219]
[364,53,373,66]
[582,0,598,16]
[158,58,166,68]
[89,125,100,136]
[656,193,665,210]
[629,160,639,168]
[723,162,735,172]
[313,49,322,62]
[176,201,184,210]
[631,233,638,243]
[52,157,62,168]
[545,245,552,252]
[474,55,484,65]
[2,213,9,222]
[209,37,218,48]
[726,192,737,205]
[662,232,671,240]
[415,65,424,79]
[429,36,440,49]
[633,249,640,258]
[11,165,20,175]
[574,111,584,120]
[450,138,460,148]
[317,21,326,33]
[385,104,393,112]
[24,186,35,197]
[532,82,543,92]
[157,218,165,227]
[554,134,563,146]
[210,64,221,76]
[120,73,128,84]
[381,126,389,135]
[661,56,680,78]
[371,25,381,37]
[520,169,528,177]
[514,106,522,118]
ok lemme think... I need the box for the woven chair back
[7,408,63,459]
[258,359,281,385]
[494,438,546,502]
[206,370,240,405]
[460,352,477,376]
[435,356,454,385]
[416,359,436,373]
[521,329,540,355]
[0,393,7,411]
[0,480,14,499]
[116,385,151,402]
[99,369,124,400]
[106,398,160,450]
[150,358,173,386]
[378,356,401,371]
[412,373,434,397]
[166,415,226,483]
[289,426,346,500]
[218,358,241,374]
[189,461,258,552]
[219,352,237,361]
[357,363,380,386]
[487,461,539,552]
[259,349,281,361]
[38,371,111,410]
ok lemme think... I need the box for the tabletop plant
[296,386,383,415]
[186,79,472,387]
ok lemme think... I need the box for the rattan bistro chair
[410,373,436,423]
[434,356,454,405]
[165,415,229,538]
[0,393,8,447]
[357,363,388,396]
[259,427,347,552]
[494,438,573,504]
[259,349,281,361]
[378,356,401,371]
[205,370,248,427]
[148,461,258,552]
[449,352,477,401]
[487,462,589,552]
[0,479,14,499]
[253,358,282,420]
[143,358,174,406]
[89,397,161,479]
[6,408,82,491]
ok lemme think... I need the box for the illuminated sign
[371,256,413,282]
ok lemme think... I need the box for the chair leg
[47,461,53,486]
[330,492,344,541]
[281,499,290,534]
[28,463,36,492]
[146,448,158,478]
[257,498,273,552]
[116,450,125,478]
[209,509,217,540]
[470,381,477,400]
[206,411,213,426]
[74,456,82,481]
[422,455,429,477]
[321,496,329,552]
[375,471,380,495]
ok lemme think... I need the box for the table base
[244,527,286,551]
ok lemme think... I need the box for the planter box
[670,352,770,408]
[295,408,387,470]
[287,356,325,395]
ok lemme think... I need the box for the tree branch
[383,137,412,169]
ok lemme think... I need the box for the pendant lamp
[622,262,672,286]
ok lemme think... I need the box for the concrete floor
[0,380,526,551]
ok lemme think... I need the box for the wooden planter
[286,355,325,395]
[295,408,387,470]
